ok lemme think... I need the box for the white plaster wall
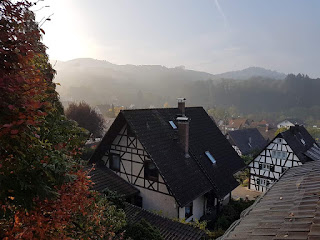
[178,195,205,221]
[137,186,178,218]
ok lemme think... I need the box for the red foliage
[2,171,118,239]
[0,1,125,239]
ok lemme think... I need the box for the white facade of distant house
[101,124,225,221]
[277,120,296,129]
[248,137,302,192]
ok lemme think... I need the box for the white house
[248,125,320,192]
[277,118,304,129]
[90,99,245,221]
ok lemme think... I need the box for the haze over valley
[54,58,320,123]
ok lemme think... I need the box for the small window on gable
[205,151,216,164]
[110,154,120,172]
[185,202,193,219]
[144,161,158,181]
[169,121,177,129]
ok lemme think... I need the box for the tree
[274,127,288,136]
[65,102,105,137]
[0,1,125,238]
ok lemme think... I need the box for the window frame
[271,150,288,160]
[144,161,159,181]
[109,154,121,172]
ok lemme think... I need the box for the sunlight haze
[36,0,320,77]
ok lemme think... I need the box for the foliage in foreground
[0,1,125,238]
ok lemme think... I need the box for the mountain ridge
[51,58,287,81]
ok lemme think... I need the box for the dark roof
[279,125,317,163]
[228,128,267,155]
[220,160,320,240]
[86,164,139,197]
[90,107,244,207]
[124,203,206,240]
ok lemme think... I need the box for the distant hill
[212,67,286,80]
[53,58,320,114]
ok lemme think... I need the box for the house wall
[178,195,205,222]
[277,120,294,129]
[136,186,178,218]
[248,137,302,192]
[101,124,178,216]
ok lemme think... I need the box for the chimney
[177,116,190,158]
[177,98,186,116]
[265,123,269,132]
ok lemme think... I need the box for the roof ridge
[121,106,203,111]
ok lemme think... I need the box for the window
[257,178,269,187]
[301,139,306,145]
[271,150,288,159]
[205,151,216,164]
[169,121,177,129]
[185,202,193,219]
[110,154,120,172]
[144,161,158,181]
[259,163,275,172]
[275,138,283,144]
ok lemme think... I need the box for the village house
[89,99,245,221]
[226,128,267,156]
[277,118,304,129]
[225,118,253,131]
[248,125,320,192]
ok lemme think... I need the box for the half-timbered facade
[248,125,320,192]
[90,99,245,221]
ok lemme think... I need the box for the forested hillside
[53,59,319,121]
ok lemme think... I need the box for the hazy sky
[35,0,320,77]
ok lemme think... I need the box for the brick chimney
[177,97,186,115]
[176,98,189,158]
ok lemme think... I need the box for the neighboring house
[225,118,252,131]
[226,128,267,156]
[277,118,304,129]
[90,99,245,221]
[86,165,206,240]
[248,125,320,192]
[220,160,320,240]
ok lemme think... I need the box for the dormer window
[205,151,216,164]
[169,121,177,129]
[144,161,158,181]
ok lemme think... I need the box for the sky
[34,0,320,77]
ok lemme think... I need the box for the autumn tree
[65,102,105,137]
[0,1,125,238]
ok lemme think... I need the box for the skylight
[301,139,306,145]
[205,151,216,164]
[169,121,177,129]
